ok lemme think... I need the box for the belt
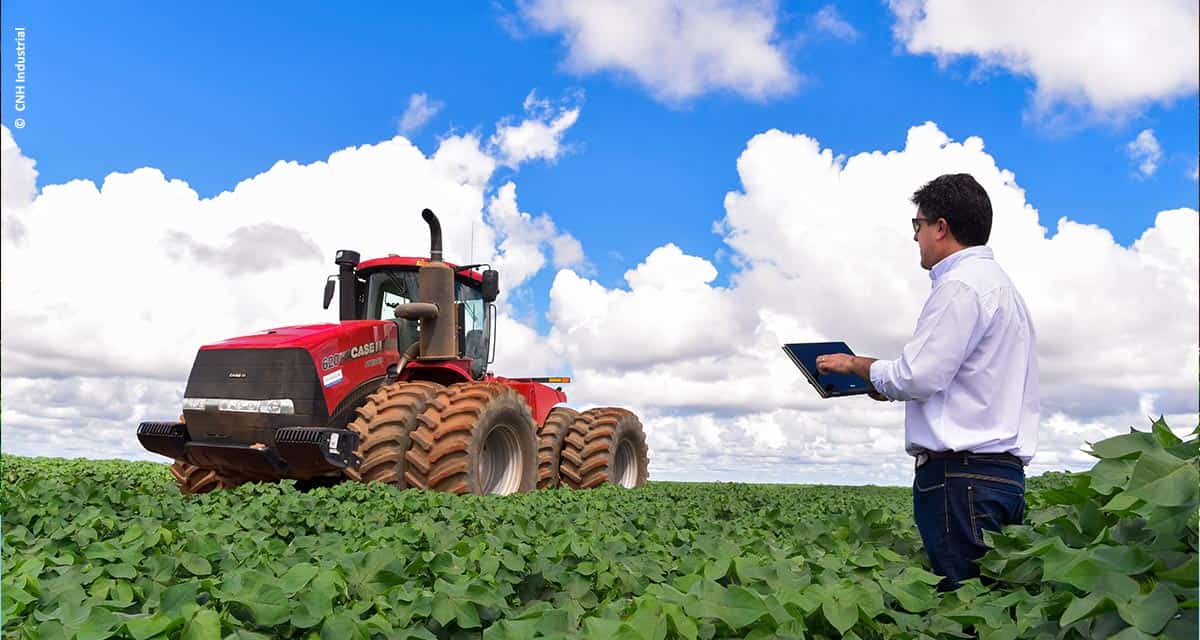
[914,450,1023,468]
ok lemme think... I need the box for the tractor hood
[202,321,389,351]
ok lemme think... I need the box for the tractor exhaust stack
[422,208,443,262]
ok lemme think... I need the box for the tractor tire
[169,461,246,495]
[404,382,538,495]
[343,381,442,487]
[559,408,649,490]
[536,407,578,489]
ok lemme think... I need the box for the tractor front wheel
[404,382,538,495]
[343,381,442,487]
[169,461,246,495]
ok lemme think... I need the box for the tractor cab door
[456,280,488,377]
[364,269,422,353]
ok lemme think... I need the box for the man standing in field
[815,173,1039,590]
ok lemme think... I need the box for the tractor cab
[322,214,499,380]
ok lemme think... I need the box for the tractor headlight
[184,397,296,414]
[260,399,294,415]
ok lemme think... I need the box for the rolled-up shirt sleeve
[870,280,982,402]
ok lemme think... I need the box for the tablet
[782,342,872,398]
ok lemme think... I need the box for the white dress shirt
[869,246,1039,463]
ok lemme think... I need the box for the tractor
[137,209,649,495]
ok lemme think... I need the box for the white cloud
[0,122,572,460]
[398,93,443,135]
[1125,129,1162,177]
[1,125,37,244]
[547,122,1198,484]
[487,180,586,290]
[489,91,581,167]
[812,5,857,41]
[516,0,798,103]
[888,0,1200,121]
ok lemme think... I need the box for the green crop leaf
[1151,417,1183,447]
[277,562,318,596]
[1124,449,1199,508]
[181,609,221,640]
[291,569,339,629]
[320,612,367,640]
[1090,431,1161,459]
[180,553,212,577]
[124,613,179,640]
[1116,582,1177,634]
[820,587,859,634]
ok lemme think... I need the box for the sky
[1,1,1197,485]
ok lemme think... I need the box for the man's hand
[815,353,856,375]
[815,353,890,401]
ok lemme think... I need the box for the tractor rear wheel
[170,461,246,495]
[343,381,441,487]
[560,408,649,489]
[536,407,578,489]
[404,382,538,495]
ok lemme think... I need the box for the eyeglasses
[911,217,937,233]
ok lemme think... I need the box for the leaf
[716,586,768,630]
[181,609,221,640]
[1151,417,1183,447]
[105,563,136,579]
[320,612,366,640]
[180,554,212,577]
[159,582,201,618]
[74,607,121,640]
[277,562,319,596]
[291,569,340,629]
[665,603,698,640]
[1116,582,1177,634]
[1125,450,1199,508]
[820,588,858,634]
[124,613,178,640]
[1090,431,1161,459]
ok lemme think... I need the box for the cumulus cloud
[490,91,581,167]
[1125,129,1162,177]
[888,0,1200,121]
[812,5,857,41]
[0,123,571,460]
[398,93,443,135]
[516,0,798,103]
[1,125,37,244]
[548,122,1198,484]
[488,180,586,289]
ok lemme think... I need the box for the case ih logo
[321,340,384,371]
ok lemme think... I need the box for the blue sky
[4,2,1196,291]
[2,2,1197,483]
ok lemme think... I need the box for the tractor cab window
[366,270,421,353]
[457,279,486,373]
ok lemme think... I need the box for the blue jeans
[912,454,1025,591]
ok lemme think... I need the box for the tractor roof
[357,256,484,283]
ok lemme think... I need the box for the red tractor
[137,209,649,495]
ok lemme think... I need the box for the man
[815,173,1039,590]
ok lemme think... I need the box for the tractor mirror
[481,269,500,302]
[323,277,336,310]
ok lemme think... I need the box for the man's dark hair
[911,173,993,246]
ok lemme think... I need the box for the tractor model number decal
[321,340,384,371]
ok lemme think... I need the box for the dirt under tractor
[137,209,649,495]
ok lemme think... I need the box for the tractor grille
[182,348,326,446]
